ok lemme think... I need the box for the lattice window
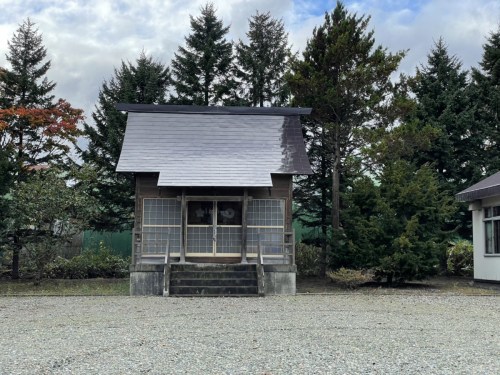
[217,226,242,254]
[247,199,285,255]
[142,198,181,254]
[186,226,213,254]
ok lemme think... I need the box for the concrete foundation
[263,264,297,295]
[130,264,164,296]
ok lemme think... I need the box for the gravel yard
[0,294,499,374]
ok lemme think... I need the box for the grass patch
[0,278,130,296]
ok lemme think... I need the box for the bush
[374,250,438,285]
[327,267,372,289]
[447,240,473,276]
[295,242,321,276]
[46,242,129,279]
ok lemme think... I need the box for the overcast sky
[0,0,499,123]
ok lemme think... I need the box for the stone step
[170,285,259,296]
[170,278,258,287]
[171,264,256,272]
[168,263,260,297]
[171,271,257,279]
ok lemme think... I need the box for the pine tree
[0,19,54,108]
[81,52,170,231]
[471,27,500,175]
[375,161,455,283]
[288,1,405,275]
[235,12,292,106]
[0,19,83,278]
[171,3,233,105]
[293,117,331,265]
[411,39,476,188]
[409,39,481,238]
[0,147,13,238]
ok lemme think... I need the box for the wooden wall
[134,173,293,234]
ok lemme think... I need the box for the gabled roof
[116,104,312,187]
[456,171,500,201]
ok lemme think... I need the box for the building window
[247,199,285,255]
[484,206,500,254]
[186,201,242,255]
[142,198,181,254]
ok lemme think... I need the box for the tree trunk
[12,236,20,279]
[12,129,23,279]
[319,133,328,277]
[204,75,209,106]
[331,124,340,231]
[34,268,42,286]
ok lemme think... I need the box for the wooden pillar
[180,189,186,263]
[241,189,248,263]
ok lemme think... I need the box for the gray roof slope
[456,171,500,201]
[116,110,312,187]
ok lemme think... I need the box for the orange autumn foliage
[0,99,83,137]
[0,99,84,165]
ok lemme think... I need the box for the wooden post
[241,189,248,263]
[131,228,136,265]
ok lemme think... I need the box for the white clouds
[348,0,500,75]
[0,0,499,123]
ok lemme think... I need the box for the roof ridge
[115,103,312,116]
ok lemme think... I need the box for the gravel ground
[0,294,499,374]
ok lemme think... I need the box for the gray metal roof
[116,108,312,187]
[116,103,312,116]
[456,171,500,201]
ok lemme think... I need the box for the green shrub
[46,242,129,279]
[327,267,372,289]
[447,240,473,276]
[373,246,439,285]
[295,242,321,276]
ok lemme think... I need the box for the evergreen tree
[408,39,481,238]
[0,148,13,237]
[235,11,292,106]
[0,19,83,278]
[288,1,405,275]
[374,161,455,283]
[293,117,331,264]
[337,161,455,283]
[81,52,170,231]
[471,27,500,175]
[171,3,233,105]
[0,18,54,108]
[411,39,477,189]
[0,19,60,170]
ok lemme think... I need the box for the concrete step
[171,271,257,279]
[170,285,259,296]
[171,264,256,272]
[168,263,260,297]
[170,278,258,287]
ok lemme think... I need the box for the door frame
[185,197,243,257]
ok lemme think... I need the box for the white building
[457,172,500,282]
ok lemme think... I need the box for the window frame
[246,198,286,257]
[483,206,500,256]
[142,198,182,256]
